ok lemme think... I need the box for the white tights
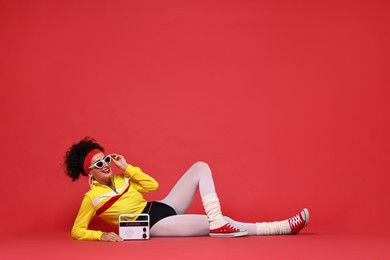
[151,162,257,236]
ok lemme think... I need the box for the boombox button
[143,234,147,239]
[143,228,147,232]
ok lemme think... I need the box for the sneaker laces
[226,224,239,231]
[289,213,303,228]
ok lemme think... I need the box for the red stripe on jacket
[95,184,130,216]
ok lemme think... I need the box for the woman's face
[88,152,113,184]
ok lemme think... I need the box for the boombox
[118,214,150,240]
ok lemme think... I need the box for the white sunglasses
[89,155,112,169]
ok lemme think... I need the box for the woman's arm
[72,196,123,241]
[111,153,159,192]
[71,196,105,241]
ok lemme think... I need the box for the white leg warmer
[202,193,228,229]
[256,220,291,235]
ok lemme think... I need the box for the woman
[64,137,309,241]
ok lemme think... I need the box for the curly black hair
[64,137,105,181]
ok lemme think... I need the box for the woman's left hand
[111,153,129,171]
[101,232,124,242]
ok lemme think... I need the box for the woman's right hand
[101,232,124,242]
[111,153,129,171]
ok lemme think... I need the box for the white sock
[202,193,228,230]
[256,220,291,235]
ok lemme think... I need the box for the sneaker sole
[209,230,249,238]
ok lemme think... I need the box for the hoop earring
[88,174,94,187]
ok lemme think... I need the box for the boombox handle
[119,213,150,221]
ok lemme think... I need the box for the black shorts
[139,201,177,228]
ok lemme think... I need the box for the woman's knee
[191,161,210,172]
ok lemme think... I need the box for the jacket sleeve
[71,195,104,241]
[124,164,159,192]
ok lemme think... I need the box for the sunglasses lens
[95,161,104,168]
[104,156,111,164]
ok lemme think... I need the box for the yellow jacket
[71,164,159,240]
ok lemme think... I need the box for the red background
[1,0,389,258]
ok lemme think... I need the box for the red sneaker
[209,223,248,238]
[289,208,309,234]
